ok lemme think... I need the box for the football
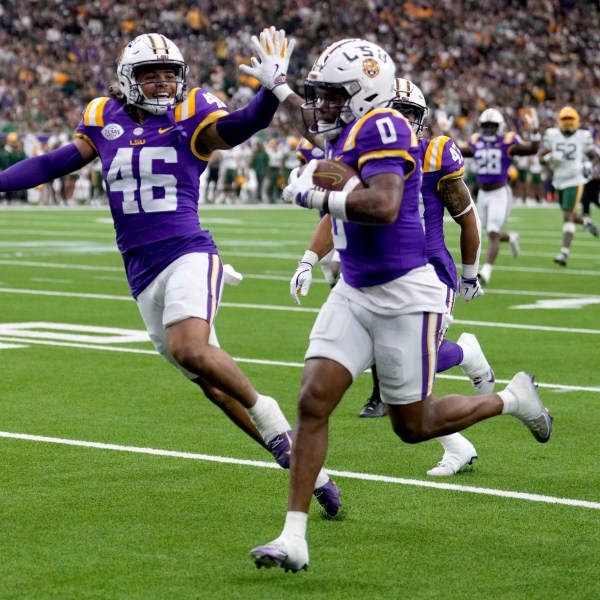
[303,159,365,192]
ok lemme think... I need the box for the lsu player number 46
[0,28,345,521]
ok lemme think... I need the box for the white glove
[290,250,318,305]
[440,311,454,342]
[523,108,539,131]
[239,27,295,101]
[282,159,320,207]
[223,263,243,286]
[458,276,484,302]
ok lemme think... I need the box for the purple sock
[437,339,464,373]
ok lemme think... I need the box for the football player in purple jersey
[249,37,552,573]
[0,30,341,516]
[458,108,540,285]
[288,80,493,478]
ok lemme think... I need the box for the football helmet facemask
[478,108,505,141]
[117,33,188,115]
[558,106,580,135]
[302,39,396,140]
[392,78,428,138]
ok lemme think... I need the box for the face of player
[314,87,349,126]
[135,67,178,102]
[395,104,419,132]
[480,122,498,139]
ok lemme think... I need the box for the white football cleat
[427,436,478,477]
[508,231,521,258]
[501,372,553,443]
[457,333,495,395]
[250,536,309,573]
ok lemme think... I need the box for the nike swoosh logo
[158,126,174,134]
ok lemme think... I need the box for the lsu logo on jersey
[101,123,124,141]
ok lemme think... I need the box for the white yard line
[1,430,598,510]
[0,334,598,393]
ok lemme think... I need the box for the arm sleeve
[0,143,87,191]
[215,88,279,147]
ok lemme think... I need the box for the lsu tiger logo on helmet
[362,59,380,78]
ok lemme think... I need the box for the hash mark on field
[1,431,599,511]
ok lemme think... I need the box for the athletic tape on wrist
[300,250,319,267]
[461,264,478,280]
[326,191,348,221]
[273,83,293,103]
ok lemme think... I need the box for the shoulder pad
[344,108,415,152]
[174,88,228,123]
[422,136,452,173]
[82,97,111,127]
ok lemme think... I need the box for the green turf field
[1,203,599,599]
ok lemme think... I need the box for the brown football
[304,160,365,192]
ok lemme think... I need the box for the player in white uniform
[540,106,600,266]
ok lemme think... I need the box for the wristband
[461,264,478,279]
[299,250,319,267]
[529,132,541,142]
[307,188,327,211]
[326,191,348,221]
[272,83,294,103]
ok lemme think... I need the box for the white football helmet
[302,39,396,140]
[117,33,188,115]
[478,108,505,141]
[392,78,428,137]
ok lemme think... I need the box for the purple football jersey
[75,89,228,297]
[419,136,465,290]
[467,131,523,186]
[296,137,324,165]
[326,109,426,288]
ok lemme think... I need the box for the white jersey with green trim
[542,127,593,190]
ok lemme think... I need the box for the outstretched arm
[0,137,95,191]
[198,27,295,154]
[242,26,325,152]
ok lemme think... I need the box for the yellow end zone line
[1,430,599,510]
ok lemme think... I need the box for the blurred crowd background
[0,0,598,204]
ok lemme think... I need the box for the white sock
[282,511,308,540]
[498,387,517,415]
[314,470,329,490]
[436,434,465,453]
[480,263,492,281]
[246,394,291,443]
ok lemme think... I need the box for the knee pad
[563,222,576,234]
